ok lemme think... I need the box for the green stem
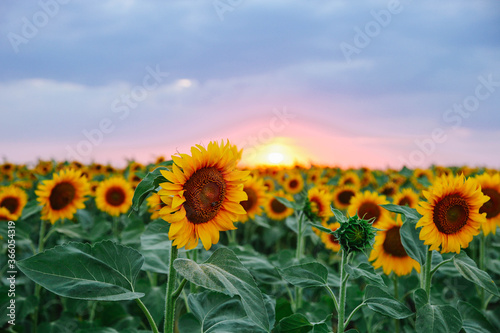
[295,212,304,310]
[344,302,366,329]
[393,275,400,333]
[423,250,433,302]
[190,250,198,294]
[136,298,159,333]
[32,219,48,333]
[89,301,98,325]
[228,229,237,245]
[325,285,339,313]
[430,257,454,276]
[164,244,179,333]
[337,249,349,333]
[479,232,486,308]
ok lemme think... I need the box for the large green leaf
[381,204,422,221]
[275,313,332,333]
[179,291,268,333]
[130,166,170,213]
[364,285,413,319]
[173,248,270,332]
[345,263,386,287]
[279,262,328,288]
[453,252,500,297]
[413,288,428,310]
[416,304,462,333]
[231,246,283,285]
[17,240,144,301]
[458,301,495,333]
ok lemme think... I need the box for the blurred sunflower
[265,190,294,221]
[147,192,171,220]
[0,207,15,221]
[474,173,500,235]
[158,141,249,250]
[36,168,90,223]
[332,186,357,210]
[0,186,28,220]
[338,171,361,189]
[393,188,420,208]
[379,182,399,198]
[262,178,276,192]
[369,215,420,276]
[239,176,267,223]
[95,176,134,216]
[283,172,304,195]
[348,191,389,227]
[306,168,323,185]
[304,186,333,223]
[416,174,489,253]
[320,222,341,252]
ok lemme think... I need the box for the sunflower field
[1,141,500,333]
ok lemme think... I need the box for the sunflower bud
[334,214,376,253]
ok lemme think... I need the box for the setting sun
[240,137,311,167]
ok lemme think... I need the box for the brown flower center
[398,196,412,207]
[358,202,381,222]
[381,186,396,197]
[1,197,19,214]
[270,198,287,214]
[310,197,323,214]
[49,182,76,210]
[183,167,226,224]
[328,227,339,245]
[241,187,257,212]
[105,186,126,207]
[382,226,407,257]
[289,179,299,189]
[433,194,469,234]
[338,190,355,205]
[480,188,500,219]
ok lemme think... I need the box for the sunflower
[239,176,267,223]
[283,172,304,195]
[338,171,361,189]
[265,190,294,221]
[158,141,249,250]
[307,168,324,185]
[305,186,333,223]
[416,174,489,253]
[392,188,420,208]
[321,222,341,252]
[332,186,357,210]
[369,215,420,276]
[379,182,399,198]
[262,178,276,192]
[0,207,15,221]
[348,191,389,227]
[474,173,500,235]
[95,176,134,216]
[147,192,171,220]
[36,168,90,223]
[0,186,28,220]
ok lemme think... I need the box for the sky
[1,0,500,169]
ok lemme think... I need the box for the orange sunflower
[36,168,90,223]
[369,215,420,276]
[416,174,489,253]
[474,173,500,235]
[158,141,249,250]
[348,191,389,227]
[239,176,267,223]
[332,186,357,210]
[321,222,341,252]
[265,190,294,221]
[95,176,134,216]
[147,192,171,220]
[283,172,304,195]
[0,186,28,220]
[392,188,420,208]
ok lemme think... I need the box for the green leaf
[17,240,144,301]
[399,217,427,266]
[20,200,42,220]
[453,252,500,297]
[173,248,270,332]
[413,288,428,310]
[279,262,328,288]
[416,304,462,333]
[141,285,166,326]
[307,221,334,234]
[364,285,413,319]
[130,166,169,212]
[458,301,495,333]
[276,313,332,333]
[332,208,348,223]
[381,204,422,221]
[231,246,283,285]
[180,291,267,333]
[345,263,386,287]
[276,196,297,209]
